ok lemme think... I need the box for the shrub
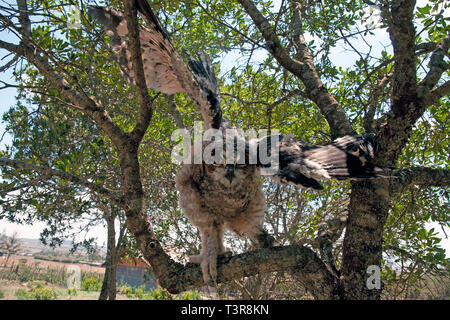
[27,280,46,289]
[33,254,80,264]
[15,283,57,300]
[81,276,102,292]
[14,288,27,299]
[180,290,203,300]
[139,288,174,300]
[123,286,133,298]
[0,289,4,299]
[134,285,146,299]
[28,286,57,300]
[118,285,146,299]
[0,260,104,289]
[67,287,78,296]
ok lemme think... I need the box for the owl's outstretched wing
[88,0,222,129]
[258,133,388,190]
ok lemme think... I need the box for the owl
[89,0,385,284]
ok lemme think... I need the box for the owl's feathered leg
[226,196,274,248]
[175,166,231,284]
[216,225,233,258]
[189,223,225,284]
[228,219,274,248]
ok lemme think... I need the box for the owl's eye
[206,164,217,172]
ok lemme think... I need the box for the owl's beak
[225,164,235,183]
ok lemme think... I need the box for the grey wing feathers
[260,133,386,190]
[305,133,385,180]
[184,51,222,129]
[135,0,171,40]
[88,2,222,128]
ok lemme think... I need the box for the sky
[0,0,448,257]
[0,219,110,247]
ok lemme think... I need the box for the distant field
[0,279,133,300]
[0,255,106,300]
[4,256,105,274]
[0,255,213,300]
[0,279,102,300]
[11,238,107,258]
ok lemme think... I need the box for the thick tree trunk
[99,214,118,300]
[99,268,109,300]
[339,179,390,299]
[108,258,117,300]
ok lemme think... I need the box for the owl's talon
[189,254,202,264]
[218,250,233,262]
[200,254,218,284]
[256,229,275,248]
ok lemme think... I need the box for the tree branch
[0,8,129,150]
[418,34,450,100]
[123,0,154,143]
[159,245,339,299]
[317,221,343,278]
[166,94,185,128]
[0,174,50,196]
[16,0,31,37]
[424,80,450,106]
[385,0,417,113]
[0,157,125,208]
[376,1,448,165]
[0,54,19,73]
[383,244,445,274]
[21,44,129,148]
[222,88,308,108]
[0,39,24,56]
[389,166,450,194]
[237,0,354,139]
[363,73,392,132]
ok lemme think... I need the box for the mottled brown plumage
[175,159,266,281]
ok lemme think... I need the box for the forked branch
[123,0,154,143]
[237,0,354,139]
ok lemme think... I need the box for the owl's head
[202,126,256,185]
[203,162,257,186]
